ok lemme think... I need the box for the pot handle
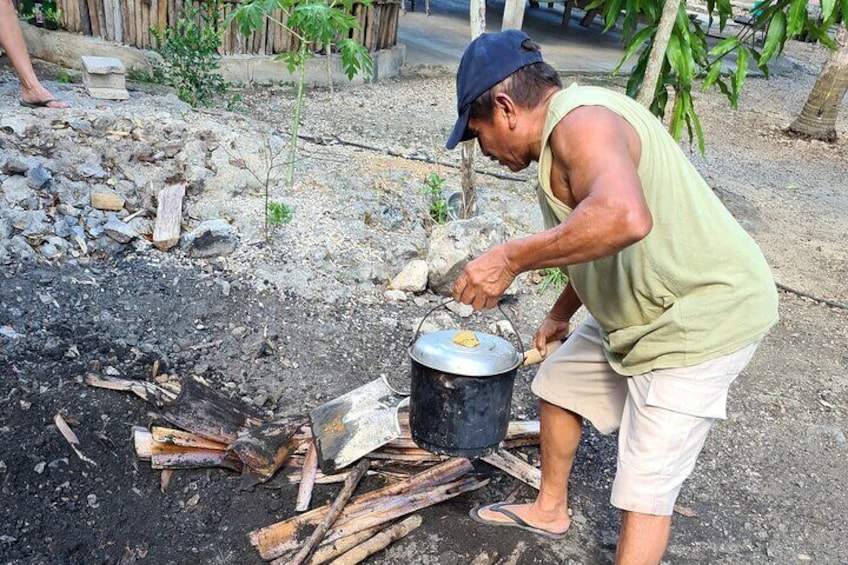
[412,298,525,357]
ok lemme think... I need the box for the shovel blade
[309,378,405,474]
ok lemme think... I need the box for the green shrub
[151,4,228,106]
[267,201,294,225]
[421,172,449,225]
[537,267,568,295]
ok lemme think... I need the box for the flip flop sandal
[469,502,569,540]
[20,99,68,109]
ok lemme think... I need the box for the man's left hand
[452,246,517,310]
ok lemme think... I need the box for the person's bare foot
[21,85,70,108]
[472,501,571,537]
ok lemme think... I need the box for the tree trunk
[788,24,848,142]
[460,0,487,219]
[636,0,681,108]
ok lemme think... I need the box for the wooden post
[459,0,487,219]
[501,0,525,30]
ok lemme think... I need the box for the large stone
[2,176,38,208]
[12,210,50,238]
[0,211,14,240]
[103,214,137,244]
[26,163,53,191]
[389,259,429,293]
[1,152,31,175]
[181,219,238,258]
[90,188,126,211]
[426,216,508,296]
[0,236,36,265]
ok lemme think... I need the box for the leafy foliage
[607,0,846,152]
[231,0,373,190]
[151,3,229,107]
[267,201,294,225]
[421,172,450,225]
[537,268,569,295]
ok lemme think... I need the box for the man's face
[467,112,529,172]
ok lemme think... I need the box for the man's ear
[493,92,518,128]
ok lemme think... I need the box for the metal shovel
[309,341,561,474]
[310,376,409,473]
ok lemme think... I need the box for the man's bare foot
[471,501,571,538]
[21,86,70,109]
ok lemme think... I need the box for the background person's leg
[615,512,671,565]
[0,0,69,107]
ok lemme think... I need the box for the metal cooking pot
[408,302,523,458]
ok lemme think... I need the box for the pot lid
[409,329,522,377]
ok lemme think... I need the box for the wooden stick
[153,183,185,250]
[151,426,228,451]
[133,427,153,459]
[481,449,541,490]
[251,458,472,559]
[227,417,306,478]
[54,413,97,466]
[296,441,319,512]
[330,515,422,565]
[269,525,385,565]
[290,460,371,565]
[85,374,176,407]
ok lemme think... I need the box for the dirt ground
[1,37,847,565]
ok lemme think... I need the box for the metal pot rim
[408,329,522,377]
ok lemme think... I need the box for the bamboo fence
[17,0,401,55]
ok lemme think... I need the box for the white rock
[426,216,508,296]
[389,259,428,292]
[384,289,408,302]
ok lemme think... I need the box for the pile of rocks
[0,109,238,266]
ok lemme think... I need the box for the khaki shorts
[531,316,759,516]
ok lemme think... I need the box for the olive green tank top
[538,84,778,376]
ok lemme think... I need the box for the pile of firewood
[87,374,542,564]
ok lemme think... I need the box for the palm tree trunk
[788,24,848,142]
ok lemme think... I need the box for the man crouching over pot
[446,30,778,564]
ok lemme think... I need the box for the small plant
[55,70,72,84]
[267,201,294,225]
[537,268,568,295]
[421,172,449,225]
[42,6,63,29]
[151,3,228,106]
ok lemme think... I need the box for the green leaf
[759,10,786,67]
[666,31,694,84]
[686,94,706,155]
[338,39,373,81]
[702,61,723,91]
[614,24,657,72]
[734,46,749,99]
[716,0,732,29]
[787,0,807,37]
[822,0,836,21]
[604,0,624,31]
[670,91,686,140]
[708,36,741,58]
[802,19,838,48]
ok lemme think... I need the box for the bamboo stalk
[134,0,143,48]
[330,515,422,565]
[296,441,319,512]
[87,0,100,36]
[157,0,166,34]
[102,0,114,41]
[270,525,386,565]
[113,0,124,43]
[289,460,371,565]
[151,427,228,451]
[250,458,472,559]
[481,449,541,490]
[96,0,108,39]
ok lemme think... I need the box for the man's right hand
[532,315,571,358]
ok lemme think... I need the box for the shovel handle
[522,341,562,366]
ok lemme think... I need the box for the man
[0,0,70,108]
[446,30,778,564]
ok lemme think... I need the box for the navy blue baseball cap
[445,30,544,150]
